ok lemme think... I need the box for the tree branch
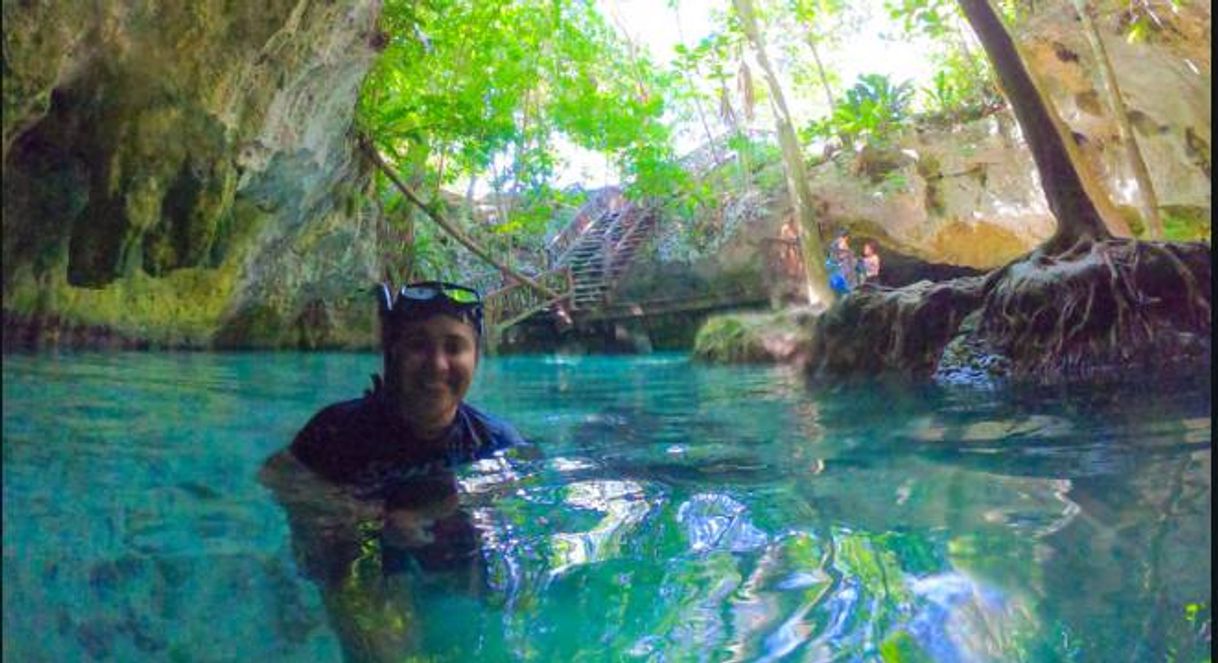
[359,136,561,301]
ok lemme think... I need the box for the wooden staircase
[483,190,660,341]
[555,201,659,311]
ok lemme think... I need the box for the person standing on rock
[827,231,860,294]
[860,241,881,284]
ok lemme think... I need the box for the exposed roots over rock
[807,276,987,378]
[808,238,1211,385]
[968,239,1210,382]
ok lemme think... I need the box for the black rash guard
[290,391,525,496]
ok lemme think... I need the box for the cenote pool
[2,351,1211,661]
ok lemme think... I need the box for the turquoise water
[2,351,1211,661]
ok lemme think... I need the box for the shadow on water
[803,371,1211,472]
[788,372,1213,662]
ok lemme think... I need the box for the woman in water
[261,281,527,659]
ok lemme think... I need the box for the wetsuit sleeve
[466,406,528,457]
[493,421,528,451]
[289,406,349,483]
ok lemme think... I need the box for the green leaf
[1126,17,1150,43]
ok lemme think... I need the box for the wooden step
[543,201,661,317]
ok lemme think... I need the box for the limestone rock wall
[1018,0,1211,237]
[815,0,1210,267]
[809,116,1058,269]
[629,0,1209,302]
[2,0,384,348]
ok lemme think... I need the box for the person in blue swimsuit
[260,281,527,659]
[826,231,859,295]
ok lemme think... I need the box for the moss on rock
[4,258,241,348]
[215,293,376,350]
[2,0,382,349]
[1160,205,1211,243]
[693,307,817,365]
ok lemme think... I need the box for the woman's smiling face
[384,314,478,439]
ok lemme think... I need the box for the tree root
[969,238,1209,381]
[807,237,1211,385]
[807,276,988,379]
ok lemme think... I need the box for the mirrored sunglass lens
[443,288,480,303]
[401,286,440,300]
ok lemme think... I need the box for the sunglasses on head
[376,281,483,335]
[400,281,481,305]
[377,281,481,309]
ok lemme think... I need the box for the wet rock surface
[3,311,150,351]
[692,307,820,365]
[807,239,1211,385]
[2,0,382,349]
[807,277,988,379]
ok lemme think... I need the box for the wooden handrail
[612,207,653,254]
[484,266,573,333]
[579,288,768,322]
[495,293,572,331]
[547,188,622,266]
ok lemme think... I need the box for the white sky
[608,0,938,83]
[462,0,943,195]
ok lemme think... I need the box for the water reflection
[262,364,1212,662]
[677,493,768,554]
[774,376,1211,661]
[548,480,654,577]
[2,353,1211,661]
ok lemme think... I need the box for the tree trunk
[465,174,478,210]
[433,140,448,201]
[805,34,836,112]
[718,87,753,192]
[490,159,510,228]
[607,3,654,103]
[689,82,723,168]
[734,0,834,306]
[674,3,724,168]
[957,0,1120,253]
[1074,0,1163,238]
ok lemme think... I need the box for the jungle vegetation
[355,0,1200,297]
